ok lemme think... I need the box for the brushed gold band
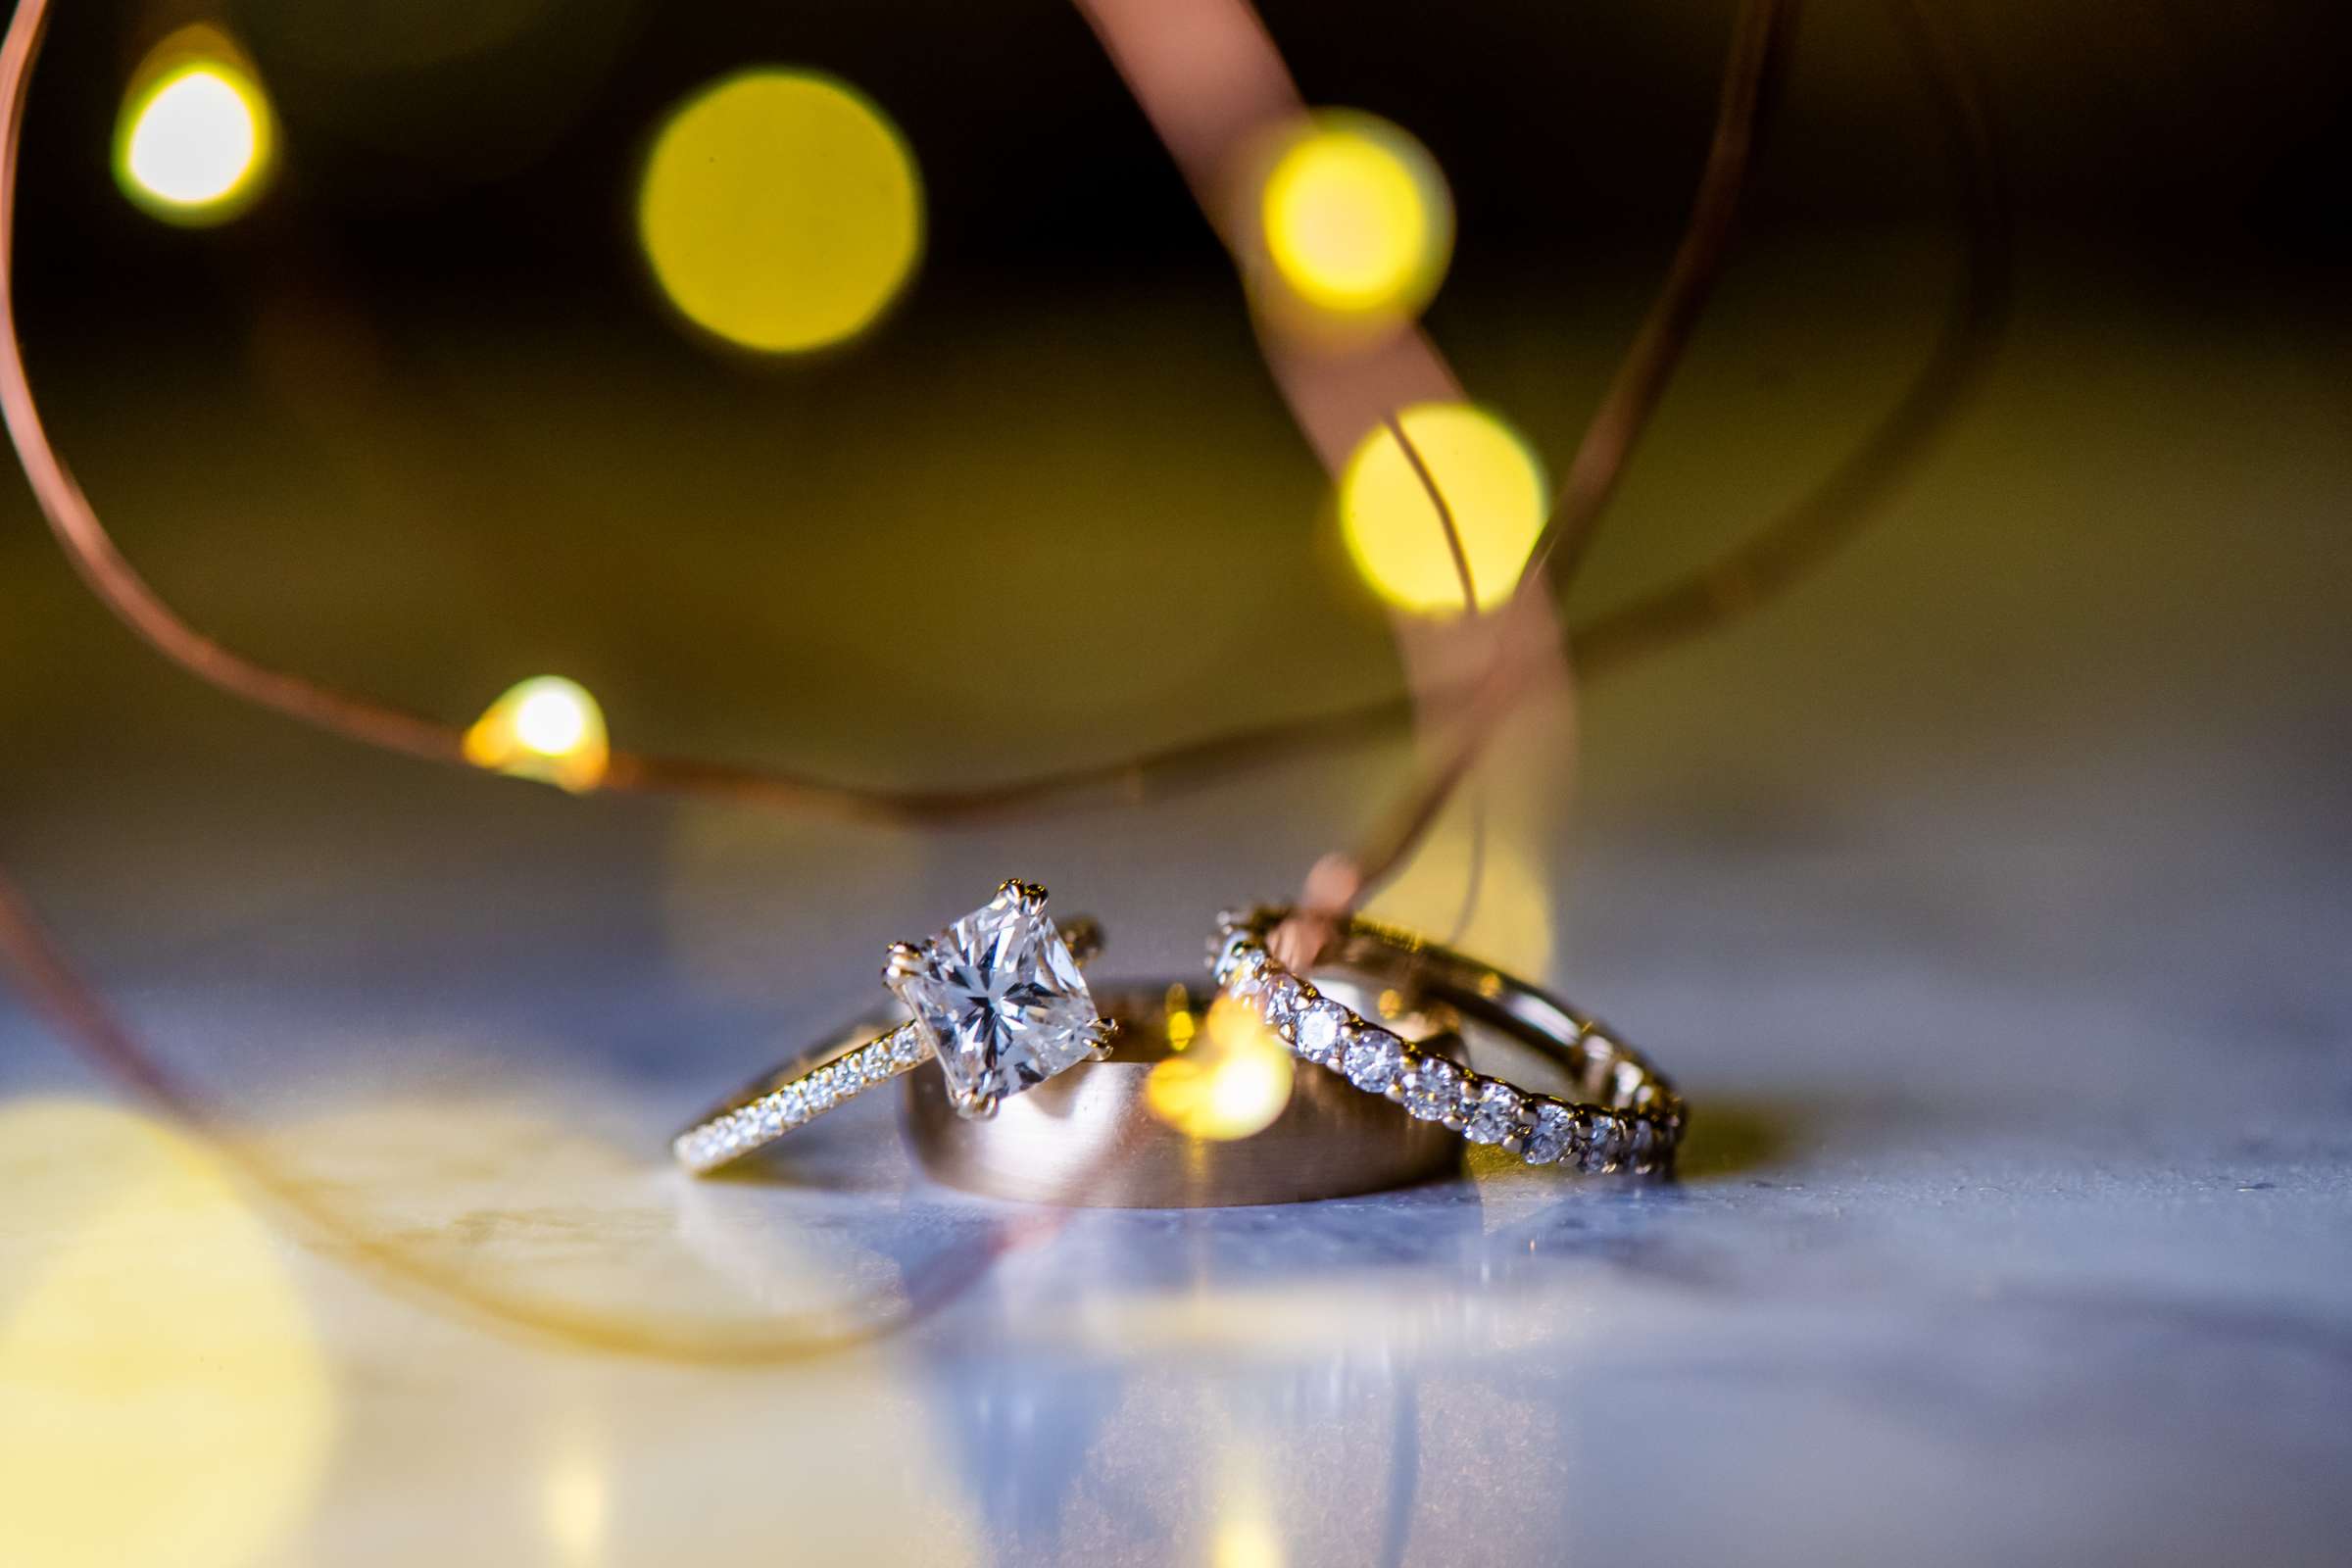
[900,980,1463,1206]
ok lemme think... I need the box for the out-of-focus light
[1213,1513,1286,1568]
[0,1100,331,1568]
[114,31,275,224]
[1146,998,1295,1142]
[465,675,609,792]
[1260,112,1452,325]
[1363,805,1554,979]
[1210,1454,1287,1568]
[1162,983,1199,1053]
[542,1435,607,1566]
[1340,402,1547,614]
[638,70,922,354]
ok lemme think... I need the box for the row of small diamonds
[1208,927,1676,1173]
[672,1022,931,1174]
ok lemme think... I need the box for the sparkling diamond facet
[1292,998,1348,1065]
[1523,1101,1574,1164]
[1464,1080,1525,1145]
[1228,950,1270,1002]
[888,884,1102,1107]
[1259,973,1303,1030]
[1581,1111,1625,1172]
[1343,1026,1405,1094]
[1402,1056,1463,1121]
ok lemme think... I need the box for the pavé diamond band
[1209,907,1686,1173]
[673,880,1110,1176]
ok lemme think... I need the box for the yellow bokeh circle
[638,70,923,354]
[0,1101,332,1568]
[1261,112,1452,323]
[114,32,276,225]
[1339,403,1547,614]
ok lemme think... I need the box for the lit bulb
[1259,111,1452,330]
[1145,998,1295,1142]
[638,70,923,354]
[1338,402,1547,614]
[465,676,609,792]
[114,29,275,225]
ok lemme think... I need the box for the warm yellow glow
[1146,998,1295,1142]
[542,1436,608,1565]
[0,1099,331,1568]
[465,675,609,792]
[515,683,590,755]
[1213,1513,1287,1568]
[1163,983,1199,1053]
[1362,804,1554,978]
[114,32,274,225]
[638,70,923,353]
[1209,1446,1288,1568]
[1340,402,1547,614]
[1261,112,1451,323]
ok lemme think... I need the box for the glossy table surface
[2,241,2347,1566]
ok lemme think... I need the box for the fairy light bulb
[1259,111,1452,330]
[638,70,923,354]
[1339,402,1547,614]
[114,28,275,225]
[464,677,609,793]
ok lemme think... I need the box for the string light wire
[0,0,2007,1361]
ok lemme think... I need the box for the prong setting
[883,940,925,987]
[1058,914,1104,968]
[998,878,1049,913]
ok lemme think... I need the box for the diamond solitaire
[670,881,1108,1172]
[884,880,1110,1118]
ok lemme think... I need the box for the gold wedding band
[901,981,1462,1206]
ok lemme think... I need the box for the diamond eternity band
[1209,907,1686,1173]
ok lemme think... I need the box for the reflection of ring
[1209,907,1686,1173]
[673,880,1111,1175]
[902,981,1463,1206]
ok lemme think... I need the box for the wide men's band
[904,981,1463,1206]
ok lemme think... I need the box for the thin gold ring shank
[671,1012,932,1175]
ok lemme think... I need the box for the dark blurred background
[1,0,2345,1083]
[3,14,2349,1560]
[19,0,2352,288]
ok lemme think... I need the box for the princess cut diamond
[887,882,1103,1113]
